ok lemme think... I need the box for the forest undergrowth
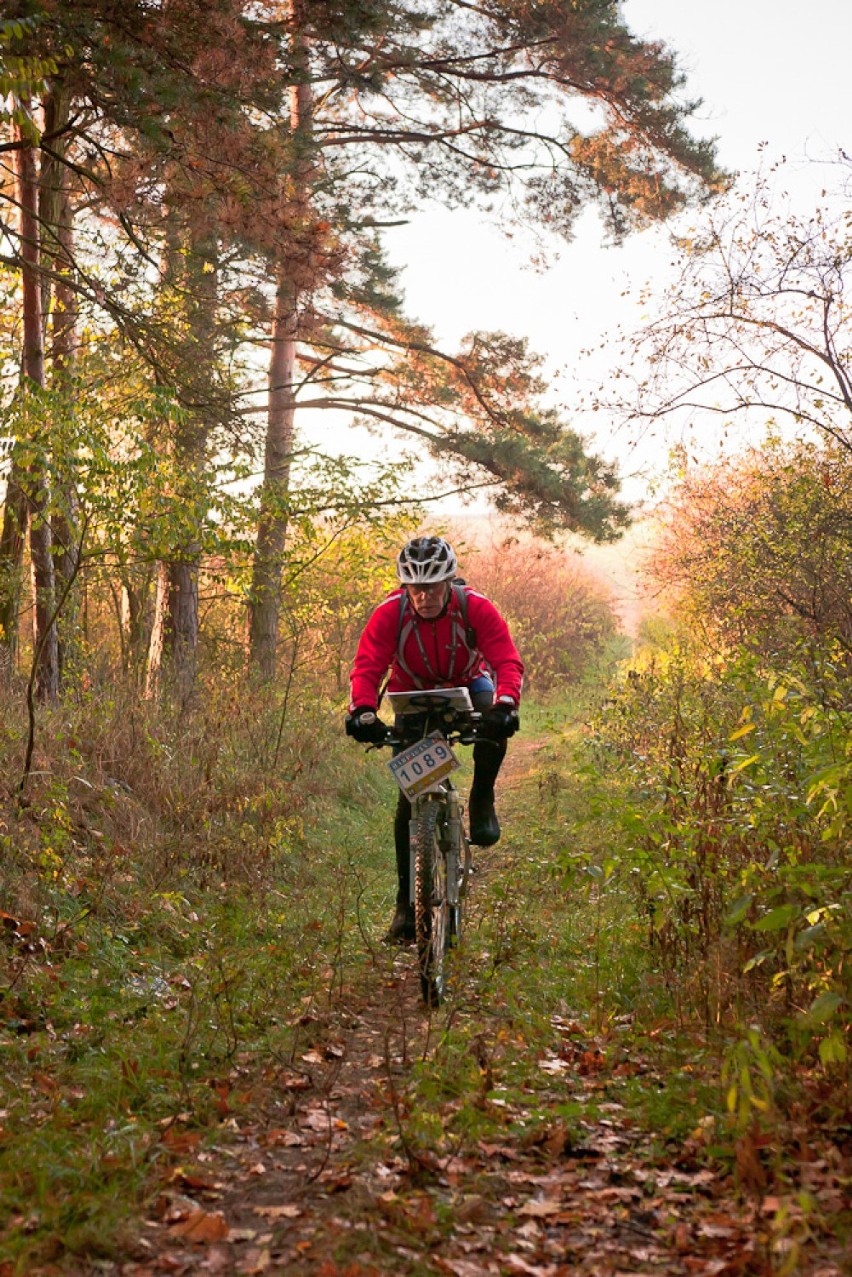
[0,680,848,1275]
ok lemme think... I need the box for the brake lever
[367,735,401,752]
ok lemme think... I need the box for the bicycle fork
[444,789,464,908]
[408,789,465,908]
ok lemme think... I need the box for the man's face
[407,580,450,619]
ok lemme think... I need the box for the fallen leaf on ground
[505,1255,557,1275]
[537,1056,570,1074]
[478,1141,521,1160]
[436,1262,493,1277]
[301,1108,349,1132]
[169,1209,229,1243]
[238,1248,271,1274]
[517,1200,562,1219]
[277,1072,311,1090]
[253,1204,302,1220]
[264,1129,304,1148]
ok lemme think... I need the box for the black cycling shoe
[468,797,501,847]
[384,901,415,945]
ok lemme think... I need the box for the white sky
[324,0,850,627]
[315,0,851,510]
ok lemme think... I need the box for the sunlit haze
[308,1,851,517]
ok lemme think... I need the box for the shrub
[646,439,852,662]
[585,629,851,1063]
[462,537,623,694]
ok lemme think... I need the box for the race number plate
[388,732,460,800]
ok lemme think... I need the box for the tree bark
[16,118,59,702]
[248,2,312,679]
[119,567,155,683]
[144,564,168,701]
[43,92,83,682]
[144,229,216,700]
[50,222,83,682]
[145,559,198,702]
[0,453,28,675]
[248,270,299,679]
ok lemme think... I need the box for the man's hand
[479,701,520,741]
[345,706,389,744]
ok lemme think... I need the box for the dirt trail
[123,742,846,1277]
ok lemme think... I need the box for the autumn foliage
[646,441,851,661]
[458,535,623,694]
[584,438,851,1083]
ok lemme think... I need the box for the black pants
[392,687,505,904]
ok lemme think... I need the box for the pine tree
[0,0,726,689]
[245,0,725,672]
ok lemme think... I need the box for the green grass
[387,703,736,1163]
[1,684,846,1271]
[0,681,406,1270]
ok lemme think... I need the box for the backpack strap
[452,581,477,650]
[394,582,479,690]
[396,590,424,689]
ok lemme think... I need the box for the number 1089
[396,740,451,783]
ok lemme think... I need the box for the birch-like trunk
[248,3,312,680]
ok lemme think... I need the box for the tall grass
[0,668,401,1268]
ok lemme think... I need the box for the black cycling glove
[345,706,389,744]
[479,702,520,741]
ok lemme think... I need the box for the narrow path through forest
[115,740,846,1277]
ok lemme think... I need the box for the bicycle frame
[382,693,479,1005]
[411,776,470,929]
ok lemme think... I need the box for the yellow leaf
[729,753,760,777]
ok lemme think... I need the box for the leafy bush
[584,629,850,1065]
[461,537,623,693]
[646,439,852,662]
[0,667,390,1266]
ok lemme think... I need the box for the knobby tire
[413,799,449,1007]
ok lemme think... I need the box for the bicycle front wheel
[412,799,449,1007]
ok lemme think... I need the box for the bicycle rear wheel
[412,799,449,1007]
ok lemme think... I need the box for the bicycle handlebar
[369,710,484,751]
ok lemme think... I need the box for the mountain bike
[381,688,478,1007]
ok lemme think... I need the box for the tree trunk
[0,453,28,675]
[248,5,312,679]
[145,563,168,701]
[145,560,198,702]
[38,89,69,335]
[144,230,216,700]
[248,270,299,678]
[44,96,83,681]
[120,567,154,683]
[16,118,59,702]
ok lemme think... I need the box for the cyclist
[345,536,523,943]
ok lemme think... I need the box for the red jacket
[349,586,524,710]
